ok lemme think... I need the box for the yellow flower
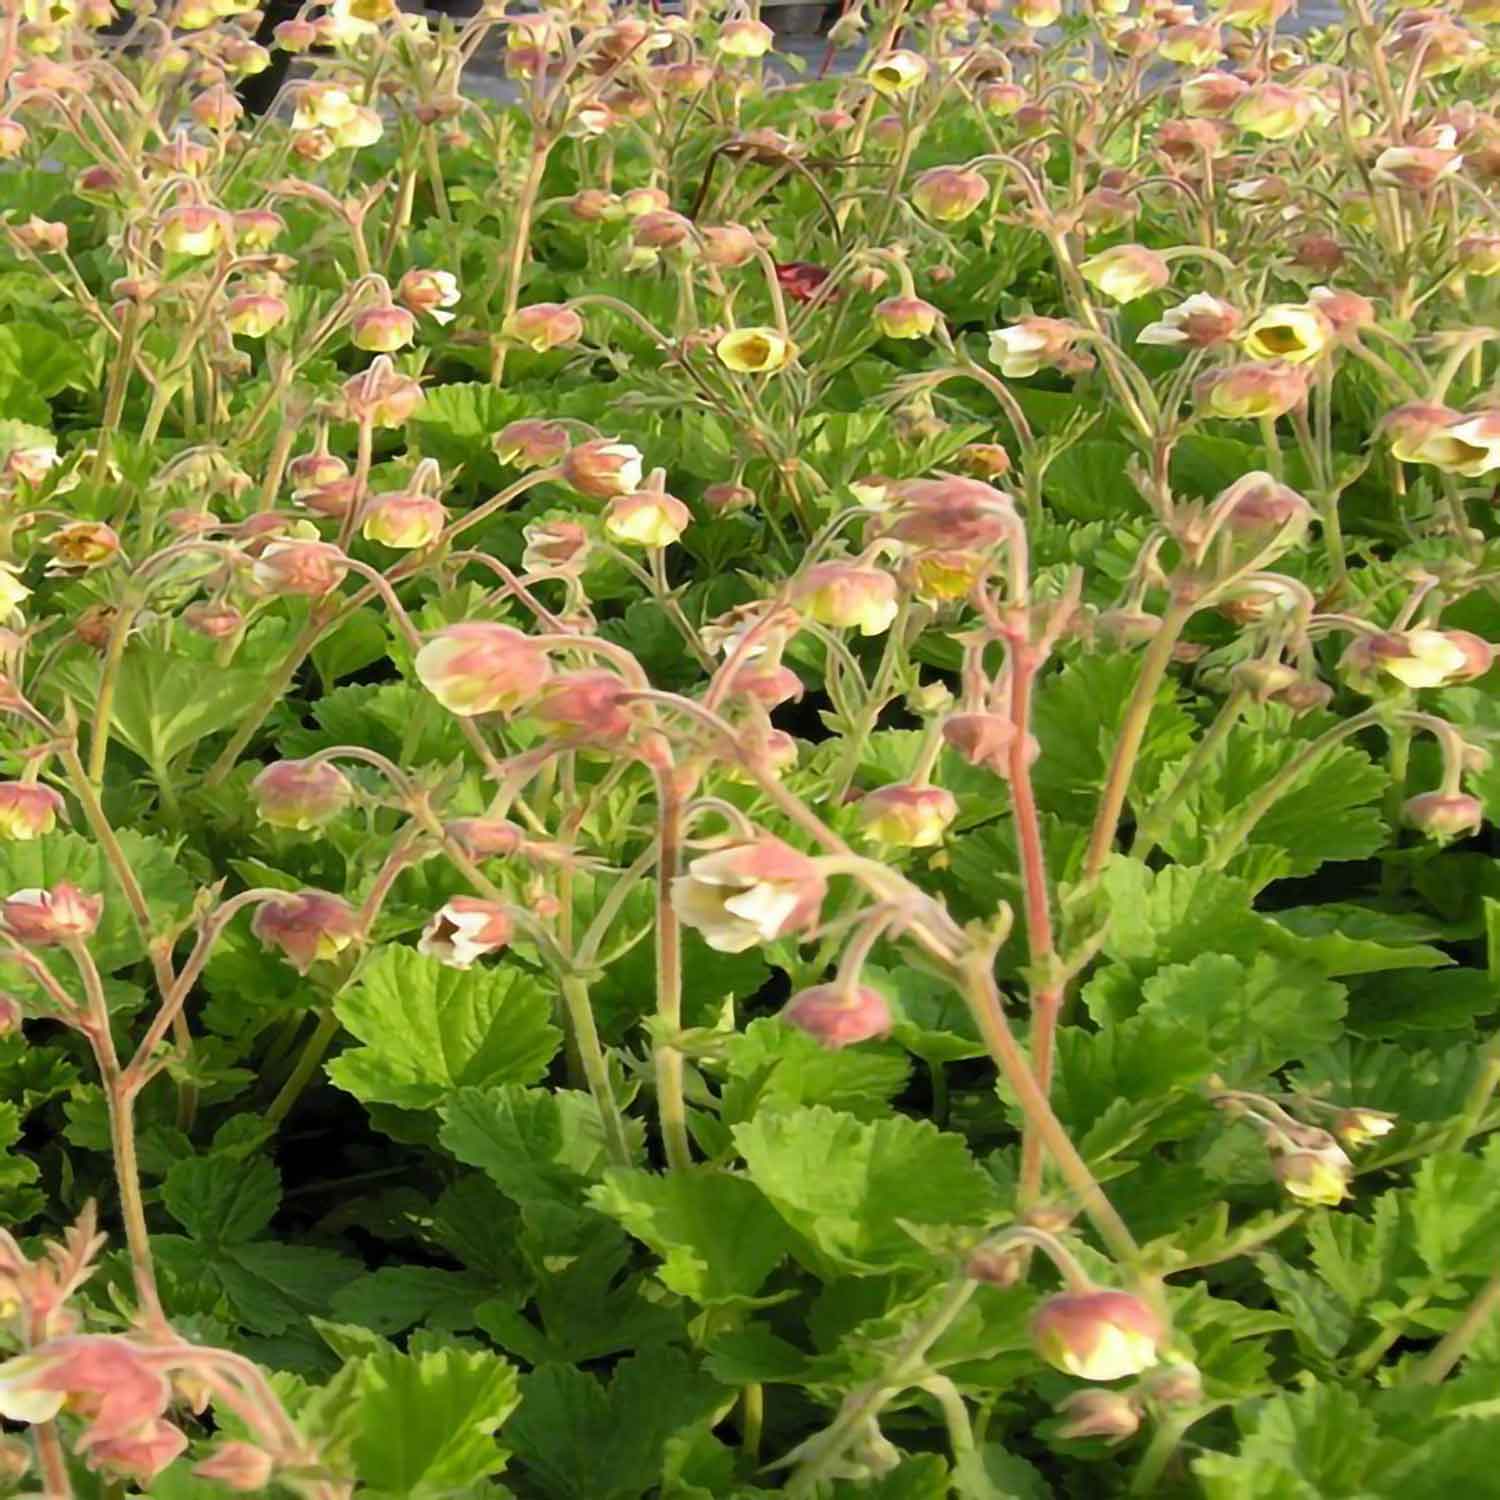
[867,49,927,95]
[1242,304,1331,364]
[716,327,795,373]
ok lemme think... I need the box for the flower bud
[1016,0,1063,25]
[912,165,989,222]
[183,601,243,639]
[361,491,446,549]
[979,80,1027,115]
[274,17,317,49]
[159,204,222,257]
[226,292,288,338]
[1293,233,1345,274]
[1218,471,1312,533]
[856,783,958,847]
[569,189,621,222]
[193,1442,275,1493]
[1232,82,1314,139]
[415,623,551,716]
[14,216,67,254]
[522,519,590,573]
[1404,791,1484,840]
[1274,1141,1352,1205]
[191,84,243,132]
[496,419,571,469]
[1372,144,1463,192]
[2,883,103,946]
[251,891,361,974]
[1196,362,1308,419]
[502,302,583,353]
[1080,244,1170,304]
[0,119,28,158]
[726,662,804,708]
[0,783,65,840]
[445,818,525,858]
[1333,1107,1396,1147]
[867,49,927,95]
[604,487,691,547]
[672,836,827,952]
[777,260,836,302]
[988,317,1083,377]
[1138,292,1241,349]
[562,439,644,499]
[1032,1290,1163,1381]
[1140,1359,1204,1407]
[718,18,773,56]
[704,481,755,512]
[1180,69,1247,115]
[1053,1389,1142,1444]
[351,301,416,353]
[700,224,758,267]
[716,326,796,373]
[781,983,892,1047]
[530,670,635,744]
[800,562,899,634]
[874,296,941,339]
[954,443,1012,479]
[417,897,513,969]
[250,759,353,830]
[943,712,1015,772]
[251,541,348,598]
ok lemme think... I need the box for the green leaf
[162,1154,281,1244]
[1256,1253,1356,1362]
[952,1444,1052,1499]
[0,321,93,400]
[1097,860,1266,975]
[589,1166,792,1305]
[733,1106,1002,1274]
[211,1242,362,1337]
[506,1349,724,1500]
[328,948,561,1110]
[329,1266,493,1336]
[0,1101,43,1224]
[719,1017,911,1125]
[1406,1141,1500,1279]
[313,1345,520,1498]
[1348,968,1498,1036]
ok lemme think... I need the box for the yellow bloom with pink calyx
[716,327,796,374]
[1079,244,1170,304]
[1241,304,1332,365]
[866,49,927,95]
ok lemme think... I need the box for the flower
[2,884,102,946]
[1275,1140,1353,1205]
[251,891,361,973]
[867,49,927,94]
[775,261,835,303]
[415,623,551,716]
[1079,244,1171,304]
[562,440,644,499]
[194,1442,276,1493]
[418,898,514,969]
[1405,792,1484,840]
[522,519,590,573]
[716,327,796,373]
[532,670,636,743]
[398,268,461,324]
[781,983,892,1047]
[1159,21,1223,64]
[1372,144,1464,191]
[1053,1389,1142,1443]
[351,302,416,352]
[226,292,288,337]
[1307,286,1374,334]
[343,357,425,427]
[250,759,353,830]
[362,492,447,549]
[1232,83,1315,140]
[0,1337,168,1443]
[0,783,65,840]
[1216,471,1312,533]
[1333,1108,1397,1147]
[987,317,1082,378]
[799,563,899,635]
[1138,292,1241,348]
[1381,628,1477,689]
[1180,69,1248,116]
[1033,1291,1163,1381]
[911,166,989,222]
[605,488,692,547]
[159,204,222,257]
[943,712,1017,773]
[496,420,571,469]
[718,17,773,55]
[251,541,348,598]
[874,296,941,339]
[700,224,758,268]
[85,1421,188,1484]
[1411,409,1500,476]
[855,784,957,847]
[1242,304,1332,364]
[1196,362,1308,419]
[672,837,827,953]
[503,302,584,353]
[0,566,31,617]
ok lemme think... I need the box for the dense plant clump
[5,0,1500,1493]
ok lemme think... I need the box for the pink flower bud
[86,1421,188,1484]
[521,519,589,574]
[274,17,317,49]
[1372,143,1464,192]
[361,491,446,549]
[1180,69,1248,115]
[704,481,755,513]
[398,267,461,323]
[718,17,773,55]
[14,216,67,254]
[1032,1290,1163,1381]
[194,1441,275,1493]
[226,292,288,338]
[562,439,645,499]
[250,759,353,830]
[631,210,693,252]
[943,712,1016,773]
[76,164,121,196]
[415,623,551,716]
[494,420,571,469]
[781,982,892,1047]
[979,80,1027,115]
[0,995,22,1036]
[659,61,716,94]
[251,890,361,973]
[0,119,28,159]
[191,84,243,131]
[0,783,65,840]
[183,600,242,639]
[1217,471,1312,533]
[1053,1388,1142,1443]
[351,301,416,353]
[502,302,584,353]
[2,884,102,946]
[700,224,758,267]
[531,670,635,743]
[159,203,223,257]
[726,662,804,708]
[800,563,899,634]
[1196,362,1308,419]
[417,897,514,969]
[251,540,348,598]
[446,818,525,858]
[884,476,1017,549]
[672,836,827,952]
[954,443,1012,479]
[874,296,941,339]
[602,486,690,547]
[856,783,958,848]
[776,260,837,303]
[912,165,989,222]
[1405,791,1484,840]
[570,189,623,222]
[1232,82,1315,139]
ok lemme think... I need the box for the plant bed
[1,1,1500,1497]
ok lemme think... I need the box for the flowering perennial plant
[2,0,1500,1495]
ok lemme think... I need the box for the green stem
[1419,1269,1500,1384]
[741,1382,764,1463]
[1133,687,1248,860]
[652,760,694,1171]
[265,1009,341,1127]
[1129,1413,1192,1496]
[559,975,632,1168]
